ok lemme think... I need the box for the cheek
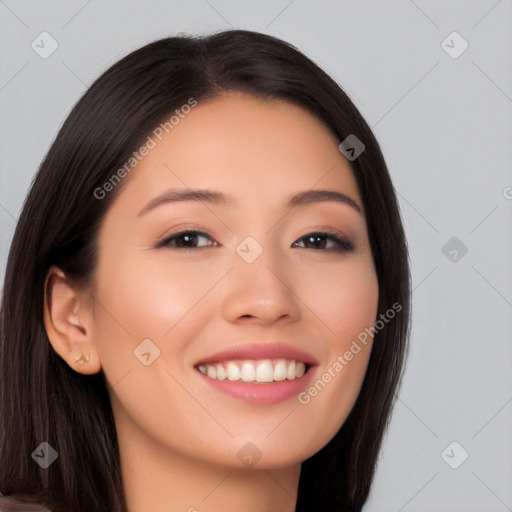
[94,251,213,330]
[90,252,228,375]
[289,258,378,450]
[90,254,224,443]
[293,256,379,341]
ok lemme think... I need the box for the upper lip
[195,342,319,367]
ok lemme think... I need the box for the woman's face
[87,92,378,469]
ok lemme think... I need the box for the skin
[44,92,379,512]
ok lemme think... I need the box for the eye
[155,230,217,249]
[292,231,354,252]
[155,229,354,252]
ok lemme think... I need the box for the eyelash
[155,229,354,253]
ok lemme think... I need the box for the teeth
[241,361,256,382]
[256,360,274,382]
[227,362,241,381]
[274,360,287,381]
[216,363,226,380]
[286,360,296,380]
[197,359,308,383]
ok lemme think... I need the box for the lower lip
[196,367,315,405]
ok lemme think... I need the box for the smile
[194,342,317,404]
[197,359,308,383]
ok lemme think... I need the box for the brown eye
[156,230,217,249]
[293,232,354,252]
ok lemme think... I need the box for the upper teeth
[197,359,306,383]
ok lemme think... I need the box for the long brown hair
[0,29,410,512]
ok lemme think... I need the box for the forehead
[107,92,361,214]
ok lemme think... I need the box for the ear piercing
[75,354,90,366]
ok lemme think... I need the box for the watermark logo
[441,441,469,469]
[31,441,59,469]
[236,236,263,264]
[237,442,262,468]
[441,31,469,60]
[31,31,59,59]
[442,236,468,263]
[338,134,365,161]
[134,338,161,366]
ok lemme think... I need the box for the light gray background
[1,1,511,510]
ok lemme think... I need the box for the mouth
[196,358,311,383]
[193,342,318,404]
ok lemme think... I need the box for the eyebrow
[137,187,362,217]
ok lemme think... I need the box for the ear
[43,266,101,375]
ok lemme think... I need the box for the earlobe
[43,266,101,375]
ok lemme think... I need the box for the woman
[0,30,410,512]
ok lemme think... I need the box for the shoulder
[0,495,52,511]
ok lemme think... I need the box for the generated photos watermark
[297,302,402,405]
[93,97,198,200]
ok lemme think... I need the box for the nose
[221,241,301,326]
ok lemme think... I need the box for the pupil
[308,235,325,249]
[182,234,196,247]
